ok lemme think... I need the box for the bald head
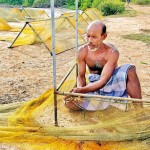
[87,20,106,36]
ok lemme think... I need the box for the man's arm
[77,47,86,87]
[73,50,119,93]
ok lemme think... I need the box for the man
[64,20,142,111]
[127,0,130,5]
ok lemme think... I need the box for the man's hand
[71,87,82,93]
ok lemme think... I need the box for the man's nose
[88,37,93,42]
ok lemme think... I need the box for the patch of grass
[63,5,75,10]
[140,62,148,65]
[107,9,137,18]
[139,29,150,33]
[134,0,150,5]
[122,33,150,45]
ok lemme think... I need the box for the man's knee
[127,66,142,99]
[127,66,137,80]
[128,66,136,73]
[127,66,141,85]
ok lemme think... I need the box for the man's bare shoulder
[78,44,88,52]
[106,43,119,55]
[78,44,88,58]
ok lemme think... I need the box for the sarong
[75,64,134,111]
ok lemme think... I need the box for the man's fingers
[70,89,74,92]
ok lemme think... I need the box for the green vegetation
[140,62,148,65]
[79,0,93,10]
[122,33,150,45]
[108,9,137,17]
[92,0,104,8]
[32,0,50,8]
[0,0,149,9]
[121,0,150,5]
[0,0,7,3]
[23,0,34,7]
[0,0,22,5]
[132,0,150,5]
[99,0,125,16]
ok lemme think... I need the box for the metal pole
[75,0,79,87]
[8,22,28,48]
[57,63,76,91]
[50,0,58,126]
[28,23,52,55]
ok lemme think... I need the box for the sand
[0,4,150,105]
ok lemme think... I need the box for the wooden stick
[56,91,150,103]
[9,22,28,48]
[28,23,52,55]
[57,62,76,90]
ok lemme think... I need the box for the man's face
[87,25,105,51]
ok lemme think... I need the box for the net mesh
[0,18,12,31]
[60,12,89,35]
[22,8,49,20]
[0,7,25,22]
[81,8,104,23]
[0,67,150,149]
[0,8,103,54]
[0,18,86,54]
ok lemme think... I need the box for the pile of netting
[0,68,150,150]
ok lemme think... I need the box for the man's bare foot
[64,95,82,110]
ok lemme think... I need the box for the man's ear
[102,33,107,40]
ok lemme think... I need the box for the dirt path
[0,5,150,104]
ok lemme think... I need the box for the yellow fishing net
[81,8,104,23]
[0,18,12,31]
[60,12,89,34]
[0,66,150,150]
[0,18,86,54]
[0,7,49,22]
[0,8,103,54]
[0,7,25,22]
[22,8,49,20]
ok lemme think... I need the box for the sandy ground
[0,5,150,105]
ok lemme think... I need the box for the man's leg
[127,66,143,108]
[127,66,142,98]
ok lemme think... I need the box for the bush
[134,0,150,5]
[92,0,104,8]
[0,0,8,3]
[8,0,22,5]
[22,0,34,7]
[100,0,125,16]
[80,0,93,10]
[66,5,75,10]
[32,0,50,8]
[67,0,74,6]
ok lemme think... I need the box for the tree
[54,0,67,7]
[92,0,104,8]
[32,0,50,7]
[22,0,34,6]
[80,0,93,10]
[9,0,22,5]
